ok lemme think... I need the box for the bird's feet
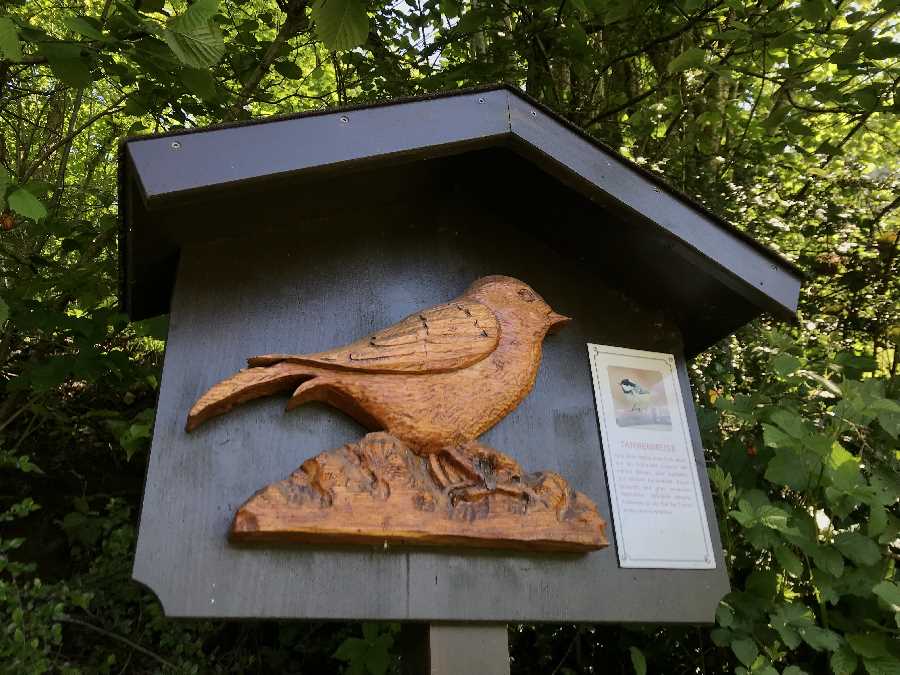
[445,480,539,507]
[427,442,542,508]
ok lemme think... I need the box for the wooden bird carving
[186,275,571,500]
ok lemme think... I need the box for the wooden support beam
[401,623,510,675]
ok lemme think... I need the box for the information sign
[588,344,716,569]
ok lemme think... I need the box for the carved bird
[619,378,653,411]
[186,276,571,499]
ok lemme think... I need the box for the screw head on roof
[530,110,537,117]
[170,141,181,150]
[340,115,350,124]
[477,97,485,104]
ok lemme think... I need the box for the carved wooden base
[231,432,608,552]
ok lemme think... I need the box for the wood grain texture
[187,276,606,551]
[186,276,569,451]
[231,432,607,551]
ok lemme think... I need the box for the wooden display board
[133,216,729,622]
[119,88,803,658]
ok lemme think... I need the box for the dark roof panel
[118,85,802,354]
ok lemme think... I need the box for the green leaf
[784,667,809,675]
[274,61,303,79]
[333,636,367,662]
[748,570,778,600]
[0,17,21,62]
[311,0,369,51]
[164,0,225,68]
[827,442,863,492]
[50,58,94,87]
[848,633,891,659]
[798,625,841,652]
[770,603,812,650]
[732,637,758,667]
[8,188,47,221]
[872,398,900,438]
[361,622,379,642]
[763,423,794,449]
[0,296,8,325]
[872,581,900,608]
[831,646,859,675]
[863,657,900,675]
[775,544,804,577]
[716,603,735,629]
[869,505,888,537]
[772,353,801,376]
[834,532,881,567]
[797,0,828,22]
[456,8,488,33]
[813,546,845,577]
[439,0,461,18]
[757,505,798,534]
[668,47,706,72]
[180,67,217,100]
[765,449,813,491]
[139,0,166,12]
[63,15,104,40]
[629,646,647,675]
[770,409,807,438]
[38,43,94,87]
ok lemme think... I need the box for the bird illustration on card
[609,366,673,431]
[185,275,608,552]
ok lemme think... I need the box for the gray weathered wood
[428,624,510,675]
[119,86,803,353]
[127,90,510,203]
[505,94,801,316]
[132,199,730,621]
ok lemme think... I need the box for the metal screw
[652,187,659,193]
[477,97,485,104]
[339,115,350,123]
[530,110,537,117]
[170,141,181,150]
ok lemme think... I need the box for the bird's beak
[547,311,572,334]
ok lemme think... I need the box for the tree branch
[59,617,177,670]
[0,55,49,67]
[224,0,310,121]
[20,96,126,183]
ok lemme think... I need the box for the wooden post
[401,623,510,675]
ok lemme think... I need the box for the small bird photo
[607,366,673,431]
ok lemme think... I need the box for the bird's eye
[517,288,536,302]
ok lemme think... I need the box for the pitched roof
[118,84,802,355]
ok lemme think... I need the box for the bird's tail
[185,360,318,432]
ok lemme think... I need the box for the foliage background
[0,0,897,672]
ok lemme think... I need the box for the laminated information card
[587,344,715,569]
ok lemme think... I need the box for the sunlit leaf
[311,0,369,51]
[0,17,21,61]
[163,0,225,68]
[668,47,706,72]
[8,188,47,221]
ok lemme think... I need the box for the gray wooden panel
[428,624,510,675]
[506,93,801,315]
[127,90,510,202]
[132,204,729,621]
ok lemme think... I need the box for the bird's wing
[249,299,500,374]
